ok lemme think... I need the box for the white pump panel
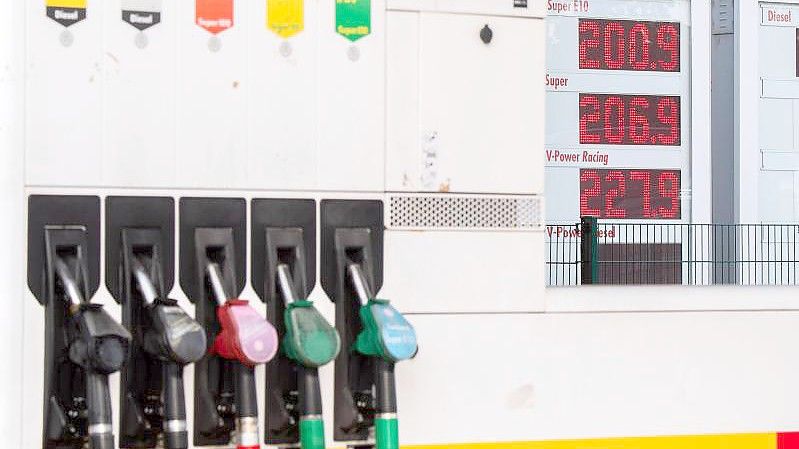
[385,2,545,194]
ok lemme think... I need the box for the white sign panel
[758,2,799,222]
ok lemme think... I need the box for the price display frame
[544,0,711,225]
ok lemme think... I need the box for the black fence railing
[547,219,799,286]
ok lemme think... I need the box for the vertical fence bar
[580,217,598,285]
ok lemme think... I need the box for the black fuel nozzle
[56,257,131,449]
[131,255,206,449]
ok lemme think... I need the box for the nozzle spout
[206,263,229,306]
[347,264,372,306]
[131,256,159,305]
[276,264,300,306]
[54,257,84,306]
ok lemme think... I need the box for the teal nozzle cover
[283,300,341,368]
[355,299,418,362]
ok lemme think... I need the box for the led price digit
[580,169,681,219]
[579,94,681,146]
[579,19,680,72]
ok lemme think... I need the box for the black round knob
[480,25,493,44]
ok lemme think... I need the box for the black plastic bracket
[320,200,384,443]
[27,195,100,449]
[179,198,245,447]
[105,197,174,448]
[251,199,316,445]
[28,195,101,305]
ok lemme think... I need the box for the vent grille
[387,194,543,231]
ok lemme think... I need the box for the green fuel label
[335,0,370,42]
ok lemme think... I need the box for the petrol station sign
[545,0,692,223]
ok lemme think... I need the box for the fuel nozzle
[276,263,340,449]
[206,262,278,449]
[56,257,131,449]
[130,256,206,449]
[347,264,417,363]
[346,264,417,449]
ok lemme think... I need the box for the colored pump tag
[283,300,341,368]
[196,0,233,51]
[196,0,234,34]
[268,0,304,39]
[122,0,161,31]
[335,0,371,42]
[355,299,417,362]
[46,0,87,27]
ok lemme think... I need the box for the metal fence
[547,219,799,286]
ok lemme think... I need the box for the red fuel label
[196,0,234,34]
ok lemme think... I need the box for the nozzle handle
[163,363,189,449]
[86,371,115,449]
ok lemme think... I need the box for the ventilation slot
[387,194,543,231]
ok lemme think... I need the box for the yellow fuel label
[267,0,304,38]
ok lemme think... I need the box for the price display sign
[545,0,692,223]
[580,168,681,219]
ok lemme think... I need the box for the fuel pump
[321,200,418,449]
[106,195,207,449]
[251,199,340,449]
[28,195,132,449]
[179,198,278,449]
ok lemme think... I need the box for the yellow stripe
[403,433,777,449]
[46,0,87,8]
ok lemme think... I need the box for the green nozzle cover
[375,417,400,449]
[300,417,326,449]
[283,301,341,368]
[355,299,418,362]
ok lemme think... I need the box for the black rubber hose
[374,359,397,414]
[86,371,115,449]
[163,363,189,449]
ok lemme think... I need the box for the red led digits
[604,171,627,218]
[656,171,680,218]
[657,24,679,71]
[604,21,626,70]
[579,20,602,69]
[630,170,652,218]
[579,95,602,144]
[656,97,680,145]
[628,97,651,144]
[578,19,680,72]
[579,169,681,219]
[629,23,650,70]
[604,96,626,144]
[580,170,602,217]
[579,94,681,146]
